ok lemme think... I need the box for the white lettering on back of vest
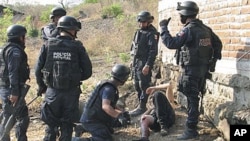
[53,52,71,60]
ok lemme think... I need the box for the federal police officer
[0,24,30,141]
[159,1,222,140]
[35,16,92,141]
[76,64,130,141]
[41,6,66,41]
[129,11,159,117]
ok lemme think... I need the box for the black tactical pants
[82,121,114,141]
[149,91,175,131]
[134,65,152,103]
[178,75,201,129]
[42,87,81,141]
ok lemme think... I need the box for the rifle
[130,30,140,80]
[0,84,30,140]
[199,71,212,115]
[37,85,47,97]
[174,48,181,65]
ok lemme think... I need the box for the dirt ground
[16,94,222,141]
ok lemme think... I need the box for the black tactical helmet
[177,1,199,16]
[137,11,154,22]
[50,7,67,19]
[111,64,130,83]
[57,16,81,31]
[7,24,27,39]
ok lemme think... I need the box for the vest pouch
[42,70,52,87]
[52,61,70,89]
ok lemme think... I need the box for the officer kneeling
[72,64,131,141]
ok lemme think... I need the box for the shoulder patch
[12,49,21,57]
[178,30,185,37]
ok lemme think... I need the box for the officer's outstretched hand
[159,17,171,27]
[118,111,131,127]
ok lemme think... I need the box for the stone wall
[158,0,250,140]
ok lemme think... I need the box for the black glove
[159,17,171,27]
[117,111,131,127]
[111,118,122,128]
[122,111,131,123]
[37,85,47,96]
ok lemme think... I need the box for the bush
[85,0,99,4]
[40,6,53,23]
[19,15,39,38]
[28,29,39,37]
[101,3,123,18]
[119,53,130,63]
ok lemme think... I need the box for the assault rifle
[131,41,137,80]
[130,30,140,80]
[175,48,181,65]
[0,84,30,140]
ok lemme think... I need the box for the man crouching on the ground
[133,82,176,141]
[72,64,131,141]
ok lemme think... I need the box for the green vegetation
[0,8,13,45]
[22,15,39,37]
[40,6,53,23]
[101,3,123,18]
[85,0,99,4]
[119,53,130,63]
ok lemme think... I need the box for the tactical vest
[42,38,82,89]
[0,43,30,86]
[82,80,118,124]
[180,22,213,67]
[133,28,159,59]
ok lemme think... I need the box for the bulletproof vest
[133,28,158,59]
[83,80,118,124]
[42,38,82,89]
[180,21,213,66]
[0,43,30,86]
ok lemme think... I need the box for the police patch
[13,50,21,57]
[53,52,71,60]
[178,31,185,37]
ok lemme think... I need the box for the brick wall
[158,0,250,78]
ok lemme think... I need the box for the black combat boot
[177,127,198,140]
[129,101,147,117]
[160,127,169,136]
[158,116,169,136]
